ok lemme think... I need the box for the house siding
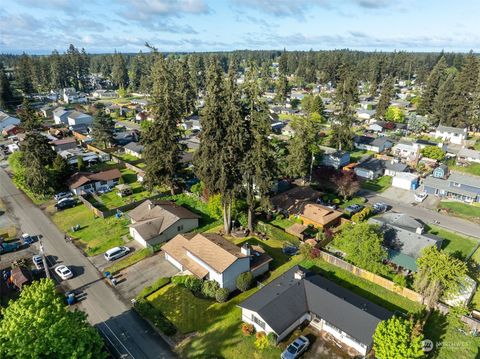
[131,218,199,248]
[165,253,184,271]
[221,258,250,291]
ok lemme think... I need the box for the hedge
[136,277,171,299]
[133,299,176,335]
[106,247,153,274]
[257,221,301,246]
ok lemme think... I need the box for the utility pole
[39,240,50,279]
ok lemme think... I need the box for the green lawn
[106,247,153,274]
[349,149,374,162]
[426,224,478,260]
[51,204,129,256]
[423,310,480,359]
[439,201,480,221]
[339,196,367,209]
[451,164,480,176]
[469,248,480,311]
[360,176,392,193]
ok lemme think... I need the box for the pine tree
[451,52,478,127]
[50,50,66,90]
[418,56,448,115]
[335,63,358,116]
[376,76,395,119]
[278,48,288,75]
[275,74,288,103]
[15,53,34,94]
[433,73,457,126]
[111,52,128,89]
[470,71,480,131]
[0,63,13,110]
[91,110,115,148]
[177,57,196,116]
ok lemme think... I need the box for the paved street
[360,189,480,240]
[0,167,175,359]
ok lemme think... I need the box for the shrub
[185,276,203,293]
[351,207,372,223]
[137,277,171,299]
[254,331,269,350]
[300,243,313,259]
[171,275,194,286]
[257,221,300,246]
[134,299,176,335]
[201,280,219,298]
[310,247,321,259]
[190,182,203,196]
[241,323,255,336]
[393,274,407,288]
[215,288,230,303]
[267,332,277,346]
[332,198,341,205]
[236,272,253,292]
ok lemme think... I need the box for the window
[100,180,107,185]
[177,225,184,232]
[251,314,266,330]
[452,182,461,187]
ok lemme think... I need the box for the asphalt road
[360,189,480,240]
[0,167,175,359]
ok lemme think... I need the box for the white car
[414,192,428,202]
[104,246,130,261]
[55,265,73,280]
[281,336,310,359]
[32,255,44,270]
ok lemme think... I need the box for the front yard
[451,163,480,176]
[360,176,392,193]
[439,201,480,222]
[50,203,129,256]
[426,224,478,260]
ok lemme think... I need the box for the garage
[392,173,419,190]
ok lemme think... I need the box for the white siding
[276,312,311,342]
[251,263,269,278]
[130,227,147,247]
[241,309,277,335]
[322,321,368,356]
[222,258,250,291]
[165,253,183,271]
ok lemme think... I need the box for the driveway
[88,240,144,273]
[114,251,179,300]
[289,327,355,359]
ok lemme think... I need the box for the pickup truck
[0,240,21,254]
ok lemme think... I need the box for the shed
[286,223,308,240]
[10,267,33,290]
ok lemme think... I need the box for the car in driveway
[54,192,72,202]
[55,265,73,280]
[281,336,310,359]
[21,233,35,245]
[104,246,130,261]
[55,198,76,210]
[344,204,364,216]
[32,255,44,270]
[372,202,388,214]
[414,192,428,202]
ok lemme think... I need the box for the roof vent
[294,269,306,280]
[241,243,251,257]
[416,226,424,235]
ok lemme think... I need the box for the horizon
[2,0,479,55]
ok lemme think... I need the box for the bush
[393,274,407,288]
[190,182,203,196]
[310,247,321,259]
[215,288,230,303]
[241,323,255,336]
[134,299,176,335]
[185,276,203,293]
[257,221,300,246]
[267,332,277,346]
[201,280,219,298]
[351,207,372,223]
[236,272,253,292]
[137,277,171,299]
[171,275,194,286]
[300,243,314,259]
[254,331,269,350]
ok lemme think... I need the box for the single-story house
[59,148,100,166]
[128,200,200,247]
[67,168,122,195]
[0,111,21,132]
[239,265,392,355]
[353,136,393,153]
[163,233,273,291]
[368,123,383,133]
[434,125,467,145]
[63,88,87,104]
[320,146,350,170]
[383,160,409,177]
[457,148,480,164]
[356,109,376,121]
[392,141,419,160]
[369,213,443,271]
[300,203,343,230]
[391,172,419,190]
[53,107,70,125]
[354,158,385,180]
[113,131,136,146]
[50,137,77,152]
[123,142,144,158]
[92,89,118,99]
[424,171,480,202]
[67,111,93,127]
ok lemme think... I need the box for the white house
[392,141,419,160]
[392,172,419,190]
[92,89,118,99]
[457,148,480,164]
[67,168,121,195]
[0,111,20,132]
[434,125,467,145]
[239,266,392,355]
[53,107,70,125]
[354,136,393,153]
[63,88,87,104]
[163,233,272,291]
[123,142,144,158]
[67,111,93,126]
[128,200,200,247]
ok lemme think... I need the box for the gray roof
[123,141,144,154]
[458,148,480,160]
[425,175,478,197]
[356,158,384,172]
[448,171,480,188]
[384,160,408,172]
[354,136,393,148]
[239,265,392,345]
[68,111,90,120]
[436,125,467,135]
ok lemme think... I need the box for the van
[104,246,130,261]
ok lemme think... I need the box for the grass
[339,196,366,209]
[451,163,480,176]
[360,175,392,193]
[114,152,143,164]
[425,224,478,260]
[439,201,480,221]
[349,149,374,162]
[469,247,480,311]
[105,247,153,274]
[269,217,299,230]
[51,204,129,256]
[423,310,480,359]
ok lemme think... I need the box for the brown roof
[68,168,122,189]
[270,186,323,214]
[129,200,200,223]
[249,244,274,271]
[51,137,77,145]
[286,223,308,238]
[10,267,32,289]
[162,233,209,278]
[301,203,343,226]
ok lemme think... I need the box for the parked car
[54,192,72,202]
[344,204,364,215]
[21,233,35,245]
[281,336,310,359]
[372,202,388,214]
[104,246,130,261]
[55,198,76,210]
[55,265,73,280]
[0,239,21,254]
[32,254,44,270]
[414,192,428,202]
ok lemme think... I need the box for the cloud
[120,0,210,20]
[353,0,394,9]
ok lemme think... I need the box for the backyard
[360,176,392,193]
[50,203,129,256]
[113,152,143,164]
[349,149,375,162]
[439,201,480,222]
[451,163,480,176]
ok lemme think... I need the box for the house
[434,125,467,145]
[60,148,100,166]
[383,160,408,177]
[2,124,21,136]
[320,146,350,169]
[300,203,343,230]
[182,116,201,131]
[432,164,449,179]
[457,148,480,164]
[113,131,136,146]
[128,200,200,247]
[0,111,20,132]
[271,186,322,214]
[53,107,70,125]
[123,142,144,158]
[353,136,393,153]
[92,89,118,99]
[391,141,419,160]
[424,171,480,202]
[356,109,376,121]
[67,168,122,195]
[163,233,273,291]
[391,172,419,190]
[67,111,93,127]
[367,123,383,133]
[369,213,442,271]
[50,137,77,152]
[239,265,392,355]
[63,88,87,104]
[354,158,385,180]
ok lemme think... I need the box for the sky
[1,0,479,54]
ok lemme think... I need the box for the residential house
[63,88,87,104]
[163,233,273,291]
[128,200,200,247]
[67,168,122,195]
[300,203,343,230]
[67,111,93,127]
[391,172,419,190]
[367,123,383,133]
[356,109,376,121]
[239,265,392,355]
[0,111,20,132]
[369,213,442,271]
[113,131,136,146]
[457,148,480,164]
[424,171,480,202]
[59,148,100,166]
[359,100,377,110]
[2,124,21,136]
[354,158,385,180]
[320,146,350,169]
[50,137,77,152]
[92,89,118,99]
[434,125,467,145]
[353,136,393,153]
[392,141,419,161]
[432,164,449,179]
[53,107,70,125]
[383,160,408,177]
[123,142,144,158]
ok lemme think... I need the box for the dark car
[55,198,76,210]
[372,202,388,214]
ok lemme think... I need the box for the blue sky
[1,0,479,54]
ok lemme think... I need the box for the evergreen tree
[470,71,480,131]
[330,116,354,151]
[275,74,288,103]
[15,53,34,94]
[0,63,13,110]
[278,48,288,75]
[111,52,128,89]
[335,63,358,115]
[433,73,457,126]
[376,76,395,119]
[52,154,71,190]
[50,50,66,89]
[142,55,183,195]
[452,52,478,127]
[91,110,115,148]
[177,57,196,116]
[418,56,448,115]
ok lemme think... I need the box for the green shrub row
[134,299,176,336]
[257,221,301,246]
[137,277,171,299]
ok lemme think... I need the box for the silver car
[281,336,310,359]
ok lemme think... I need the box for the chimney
[241,243,251,257]
[294,269,306,280]
[416,226,424,235]
[148,201,154,211]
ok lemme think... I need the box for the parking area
[88,239,144,273]
[377,186,439,209]
[113,251,179,300]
